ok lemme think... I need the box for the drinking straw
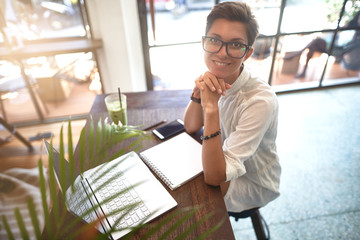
[118,87,123,109]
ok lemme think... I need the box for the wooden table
[0,38,103,121]
[88,89,235,239]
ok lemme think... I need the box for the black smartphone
[152,119,185,140]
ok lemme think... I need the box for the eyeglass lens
[203,37,248,59]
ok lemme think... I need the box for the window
[0,0,101,125]
[139,0,360,91]
[1,0,87,42]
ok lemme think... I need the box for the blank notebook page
[140,132,203,190]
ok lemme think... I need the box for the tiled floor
[230,84,360,239]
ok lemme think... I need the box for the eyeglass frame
[202,36,251,59]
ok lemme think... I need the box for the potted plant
[1,118,222,239]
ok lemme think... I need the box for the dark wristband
[191,93,201,104]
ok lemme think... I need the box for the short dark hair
[205,1,259,46]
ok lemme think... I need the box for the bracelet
[200,129,221,141]
[190,92,201,104]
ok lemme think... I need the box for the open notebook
[140,132,203,190]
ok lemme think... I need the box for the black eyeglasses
[202,36,250,59]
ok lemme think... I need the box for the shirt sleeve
[224,95,276,181]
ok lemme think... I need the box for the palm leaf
[1,215,15,240]
[67,119,76,191]
[135,206,199,240]
[27,198,42,239]
[38,159,52,237]
[78,127,86,173]
[46,139,61,226]
[14,208,29,240]
[2,117,223,239]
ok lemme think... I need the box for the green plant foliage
[1,118,223,239]
[326,0,360,24]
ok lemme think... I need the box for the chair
[340,39,360,72]
[0,69,49,122]
[0,116,33,151]
[252,35,273,60]
[0,73,27,121]
[228,207,270,240]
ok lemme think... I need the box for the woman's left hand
[195,71,230,109]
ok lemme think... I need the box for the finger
[218,78,226,96]
[192,85,201,98]
[194,75,204,90]
[203,72,220,93]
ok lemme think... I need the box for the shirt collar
[226,64,250,95]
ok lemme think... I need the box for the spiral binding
[140,154,174,189]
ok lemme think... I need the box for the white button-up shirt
[219,66,281,212]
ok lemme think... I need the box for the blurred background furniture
[0,38,103,121]
[281,51,301,75]
[341,40,360,72]
[0,115,33,150]
[252,35,273,60]
[0,72,48,122]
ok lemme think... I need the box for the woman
[184,1,281,213]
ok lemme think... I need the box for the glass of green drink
[104,93,128,125]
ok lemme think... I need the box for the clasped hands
[194,71,231,108]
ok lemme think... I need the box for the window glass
[338,0,360,28]
[324,1,360,85]
[144,0,359,91]
[223,0,282,36]
[1,0,86,43]
[0,52,99,124]
[0,0,99,125]
[146,0,282,89]
[323,29,360,85]
[271,34,328,87]
[150,43,206,90]
[281,0,339,33]
[247,36,276,83]
[146,0,211,46]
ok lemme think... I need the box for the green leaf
[79,127,86,173]
[14,208,29,240]
[162,207,200,240]
[2,215,15,240]
[88,117,95,167]
[58,125,66,200]
[2,117,223,239]
[27,198,42,239]
[95,118,103,164]
[196,215,225,240]
[138,207,196,240]
[38,159,52,236]
[47,143,60,223]
[67,119,76,189]
[174,210,214,240]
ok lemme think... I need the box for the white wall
[86,0,146,93]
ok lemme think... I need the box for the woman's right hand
[195,72,224,95]
[195,72,231,109]
[195,71,231,96]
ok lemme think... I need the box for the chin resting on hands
[195,72,231,96]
